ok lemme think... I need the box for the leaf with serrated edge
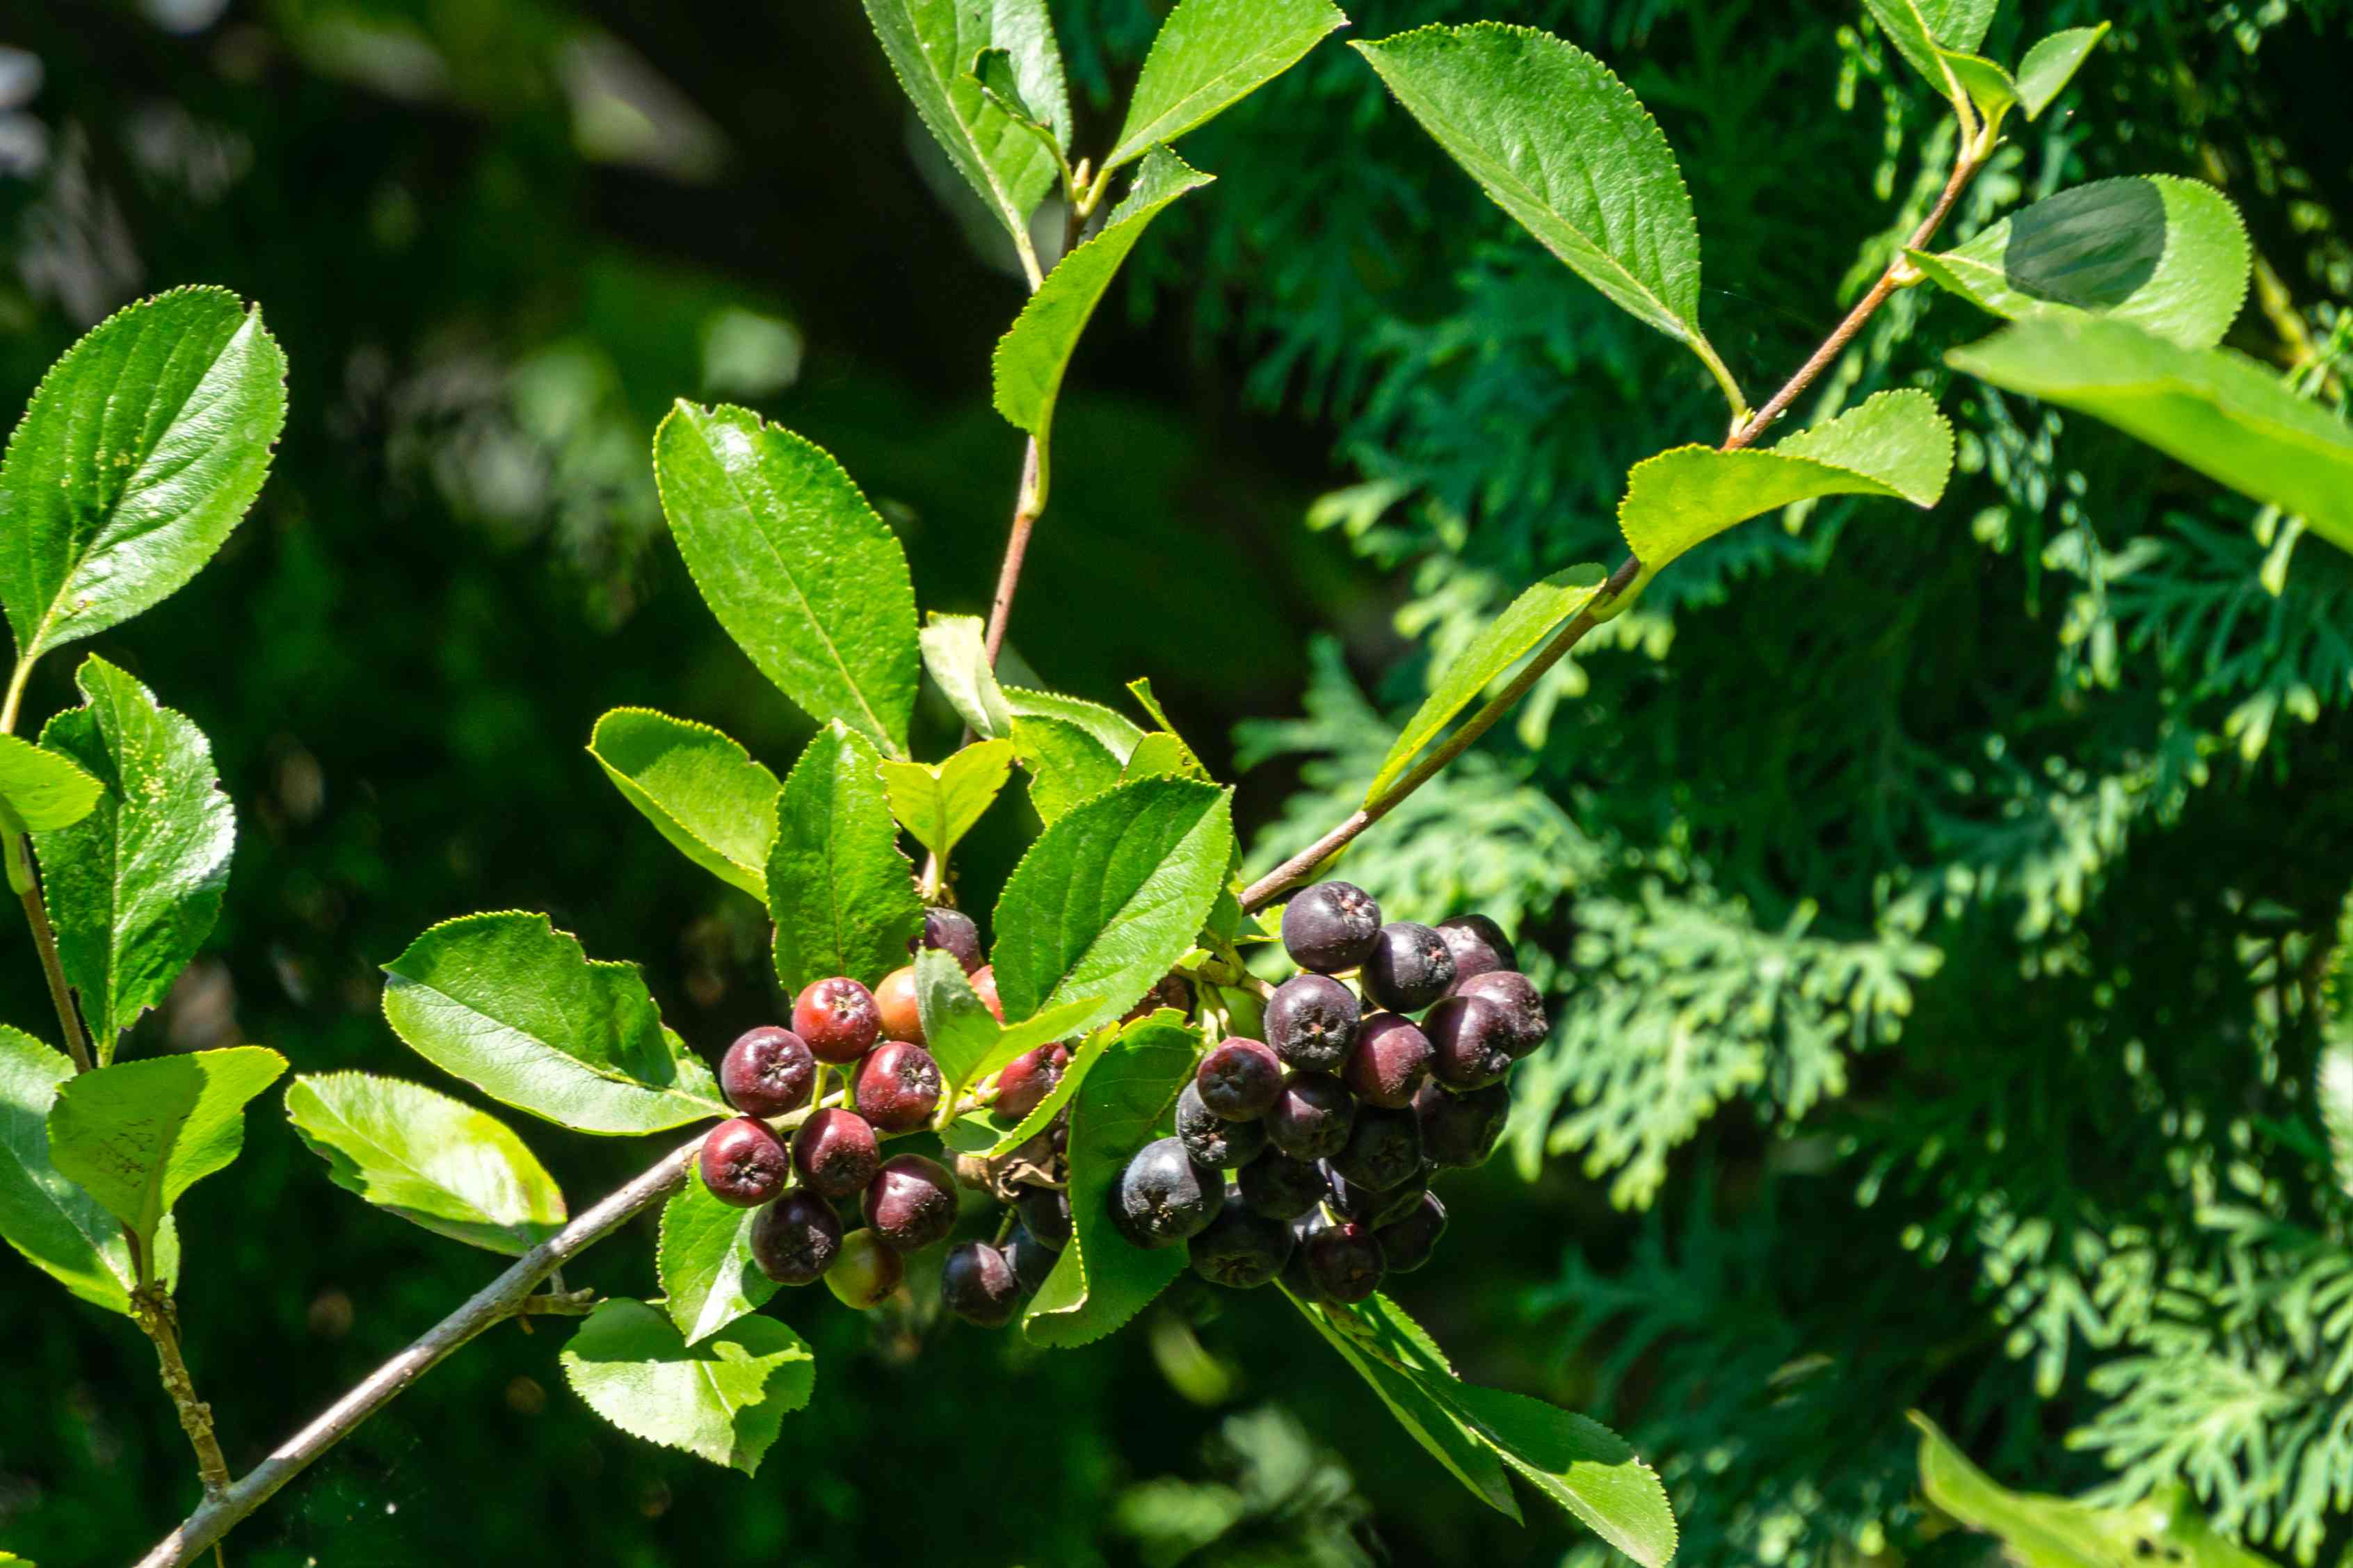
[561,1298,812,1474]
[1366,565,1607,803]
[880,739,1014,865]
[658,1175,780,1346]
[1012,715,1125,823]
[988,1012,1176,1156]
[917,613,1014,740]
[1430,1380,1678,1567]
[1123,679,1210,777]
[1618,389,1954,595]
[1103,0,1347,174]
[382,911,724,1135]
[654,403,919,757]
[920,947,1105,1108]
[1022,1019,1196,1345]
[0,287,287,662]
[1936,48,2016,127]
[2013,25,2108,120]
[1911,177,2248,352]
[286,1073,565,1255]
[0,1026,170,1314]
[768,722,924,996]
[1863,0,1998,96]
[0,736,99,835]
[588,709,778,899]
[1004,686,1146,760]
[1948,316,2353,554]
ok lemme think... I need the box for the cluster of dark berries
[1109,882,1541,1304]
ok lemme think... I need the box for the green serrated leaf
[1011,714,1125,823]
[1121,679,1210,779]
[0,735,100,836]
[588,708,778,899]
[992,777,1235,1040]
[879,738,1015,866]
[1618,389,1955,595]
[654,403,919,757]
[1434,1380,1678,1567]
[967,45,1054,139]
[993,150,1214,507]
[922,946,1105,1109]
[47,1044,284,1266]
[1366,564,1607,803]
[918,613,1014,739]
[768,722,924,996]
[381,911,725,1135]
[2012,24,2109,120]
[657,1174,781,1346]
[561,1298,814,1475]
[0,287,287,663]
[1103,0,1347,174]
[0,1026,158,1314]
[34,658,232,1058]
[1863,0,1999,98]
[988,1012,1178,1156]
[1947,316,2353,554]
[1935,47,2018,129]
[1004,686,1146,761]
[286,1072,565,1255]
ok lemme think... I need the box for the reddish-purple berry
[1415,1080,1511,1170]
[940,1240,1022,1326]
[1112,1135,1224,1249]
[854,1039,943,1132]
[995,1042,1070,1122]
[1326,1165,1429,1228]
[1363,921,1455,1013]
[1453,970,1548,1057]
[1266,1072,1356,1161]
[1280,882,1382,973]
[699,1117,789,1207]
[862,1154,960,1252]
[1196,1037,1284,1121]
[1301,1214,1385,1303]
[750,1190,842,1284]
[792,1108,881,1199]
[912,907,985,973]
[1176,1082,1267,1169]
[1436,914,1517,989]
[1264,973,1359,1073]
[794,976,883,1063]
[1424,994,1514,1091]
[1188,1204,1295,1288]
[1344,1012,1434,1108]
[1237,1149,1328,1220]
[1329,1104,1422,1193]
[1375,1190,1447,1274]
[720,1026,816,1117]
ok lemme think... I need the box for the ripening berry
[750,1190,842,1284]
[1343,1012,1434,1108]
[1375,1190,1447,1274]
[1328,1104,1422,1193]
[1237,1148,1328,1220]
[995,1042,1070,1122]
[862,1154,961,1252]
[1176,1081,1267,1169]
[795,976,883,1063]
[1424,994,1513,1091]
[1326,1164,1428,1228]
[1265,974,1359,1073]
[1280,1220,1328,1303]
[940,1240,1022,1327]
[699,1117,789,1207]
[1415,1079,1511,1170]
[968,964,1006,1022]
[792,1107,881,1199]
[1123,971,1196,1024]
[1453,970,1547,1058]
[719,1026,817,1117]
[1189,1203,1296,1288]
[912,907,985,973]
[1196,1037,1284,1121]
[1363,921,1455,1013]
[1280,882,1382,973]
[824,1229,904,1309]
[1112,1135,1224,1249]
[1436,914,1517,989]
[854,1040,943,1132]
[1004,1221,1060,1294]
[873,964,924,1044]
[1016,1186,1073,1250]
[1301,1213,1385,1303]
[1265,1072,1356,1161]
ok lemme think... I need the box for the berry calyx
[1189,1204,1296,1288]
[1415,1079,1511,1170]
[794,977,883,1063]
[1237,1149,1328,1220]
[1176,1081,1268,1169]
[853,1040,943,1132]
[1328,1103,1422,1193]
[1375,1190,1447,1274]
[1280,881,1382,974]
[750,1190,842,1284]
[1343,1012,1434,1108]
[940,1240,1022,1327]
[1424,994,1513,1091]
[1435,914,1518,989]
[719,1026,817,1117]
[862,1154,961,1252]
[698,1116,789,1208]
[1264,973,1359,1073]
[873,964,924,1044]
[1363,921,1456,1013]
[1301,1214,1385,1303]
[1016,1186,1073,1250]
[994,1042,1070,1122]
[912,907,985,973]
[1265,1072,1356,1161]
[1452,970,1548,1057]
[1196,1037,1285,1121]
[792,1108,881,1199]
[1112,1135,1225,1249]
[824,1229,904,1309]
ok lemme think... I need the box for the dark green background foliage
[3,1,2350,1565]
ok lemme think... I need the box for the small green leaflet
[917,613,1013,739]
[381,911,725,1135]
[987,1012,1180,1157]
[0,287,287,663]
[1934,24,2107,131]
[1022,1018,1198,1345]
[47,1044,285,1270]
[1911,176,2247,350]
[588,708,779,899]
[1947,317,2353,556]
[993,150,1214,508]
[561,1298,814,1475]
[1862,0,1998,98]
[1123,679,1209,778]
[0,736,100,835]
[1004,686,1146,760]
[35,657,234,1060]
[1102,0,1347,175]
[1618,389,1956,595]
[657,1174,780,1347]
[0,1026,170,1314]
[967,45,1061,154]
[286,1073,565,1255]
[1365,564,1608,804]
[1011,715,1124,823]
[654,403,919,758]
[880,738,1015,865]
[768,722,924,994]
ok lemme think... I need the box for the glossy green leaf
[917,613,1013,740]
[2012,25,2110,120]
[1948,316,2353,553]
[1004,686,1146,760]
[1103,0,1347,174]
[767,722,924,996]
[0,1026,159,1314]
[991,777,1234,1040]
[1618,389,1954,595]
[561,1298,814,1474]
[993,150,1214,506]
[1911,177,2248,350]
[1434,1380,1677,1565]
[967,45,1059,151]
[657,1173,780,1347]
[47,1044,284,1266]
[654,403,919,757]
[921,946,1105,1109]
[1011,715,1125,823]
[285,1072,565,1255]
[0,735,100,836]
[0,287,286,662]
[1863,0,1999,97]
[1934,48,2021,127]
[879,738,1014,865]
[588,709,778,899]
[988,1012,1177,1156]
[34,658,233,1058]
[1022,1018,1198,1345]
[1365,564,1607,803]
[381,911,725,1135]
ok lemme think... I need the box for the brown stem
[133,1288,234,1501]
[984,439,1043,665]
[15,850,94,1074]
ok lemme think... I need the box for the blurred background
[2,1,2351,1565]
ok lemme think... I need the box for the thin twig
[19,868,93,1073]
[985,439,1043,665]
[134,1288,234,1500]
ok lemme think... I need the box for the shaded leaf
[1103,0,1347,173]
[561,1298,814,1474]
[588,709,778,899]
[918,613,1013,740]
[657,1174,780,1347]
[879,738,1015,866]
[0,1026,166,1314]
[1434,1380,1678,1567]
[767,722,924,996]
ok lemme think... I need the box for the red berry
[853,1040,943,1132]
[719,1026,815,1117]
[873,964,924,1044]
[995,1042,1070,1122]
[794,977,883,1063]
[699,1117,789,1208]
[792,1108,880,1199]
[1343,1012,1434,1108]
[940,1240,1021,1326]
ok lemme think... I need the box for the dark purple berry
[750,1190,842,1284]
[1266,1072,1356,1161]
[1280,1220,1328,1302]
[1416,1080,1511,1170]
[940,1240,1022,1326]
[1004,1221,1060,1293]
[853,1039,943,1132]
[912,907,985,973]
[1363,921,1455,1013]
[1237,1149,1327,1220]
[1017,1186,1073,1250]
[1188,1204,1296,1288]
[1196,1037,1284,1121]
[1329,1104,1422,1193]
[1375,1191,1447,1274]
[1175,1082,1267,1169]
[994,1042,1070,1122]
[1112,1135,1224,1249]
[1424,995,1513,1091]
[1343,1012,1434,1108]
[1280,882,1382,973]
[699,1117,789,1207]
[825,1229,903,1309]
[1454,971,1548,1057]
[1326,1165,1428,1227]
[792,1108,880,1199]
[1302,1214,1385,1303]
[1436,914,1517,989]
[862,1154,960,1252]
[719,1026,816,1117]
[1265,974,1360,1073]
[794,976,883,1063]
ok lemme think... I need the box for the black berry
[940,1240,1022,1326]
[1363,921,1456,1013]
[1424,995,1513,1091]
[912,907,985,973]
[718,1026,816,1117]
[1343,1012,1434,1108]
[824,1228,904,1309]
[1280,882,1382,973]
[1112,1135,1225,1248]
[1016,1186,1073,1250]
[1237,1149,1327,1220]
[1416,1080,1511,1170]
[1188,1203,1296,1288]
[1436,914,1518,988]
[853,1039,943,1132]
[1301,1213,1385,1303]
[699,1117,789,1207]
[1004,1221,1060,1294]
[1175,1082,1267,1169]
[1375,1191,1447,1274]
[994,1042,1070,1122]
[1326,1165,1428,1227]
[862,1154,960,1252]
[1196,1037,1285,1120]
[1329,1104,1422,1192]
[794,977,883,1063]
[1265,974,1360,1072]
[750,1190,842,1284]
[1454,970,1548,1057]
[792,1108,880,1199]
[1280,1220,1328,1302]
[1265,1072,1356,1161]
